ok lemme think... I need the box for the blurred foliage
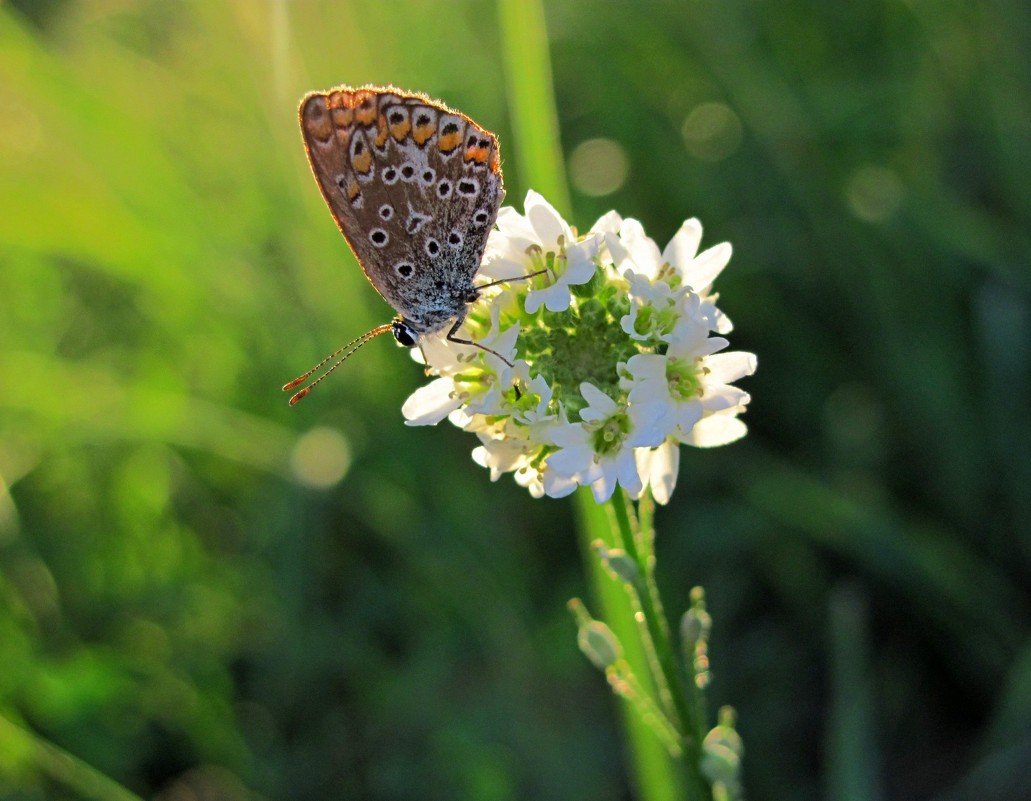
[1,1,1029,800]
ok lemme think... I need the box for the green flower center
[517,276,642,416]
[666,356,704,400]
[589,411,631,455]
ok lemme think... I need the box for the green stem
[496,0,573,217]
[575,489,686,801]
[495,1,710,796]
[0,713,146,801]
[611,491,712,800]
[610,492,678,725]
[637,492,708,748]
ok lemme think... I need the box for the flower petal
[706,351,758,383]
[662,218,703,268]
[526,191,569,245]
[684,413,748,447]
[684,242,732,292]
[579,382,618,416]
[402,378,462,426]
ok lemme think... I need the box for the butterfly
[284,85,522,405]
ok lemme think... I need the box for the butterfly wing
[299,86,503,333]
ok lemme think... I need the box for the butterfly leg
[474,268,549,292]
[445,318,514,367]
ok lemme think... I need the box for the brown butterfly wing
[299,86,503,335]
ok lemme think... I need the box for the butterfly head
[391,318,419,348]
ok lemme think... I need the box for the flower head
[402,192,756,504]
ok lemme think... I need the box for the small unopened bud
[702,705,744,792]
[701,742,741,788]
[577,620,623,670]
[603,548,641,587]
[680,606,712,645]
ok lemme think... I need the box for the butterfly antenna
[283,323,393,405]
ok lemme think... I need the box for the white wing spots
[457,177,480,197]
[378,204,394,220]
[436,179,453,199]
[406,211,432,234]
[425,238,441,258]
[395,261,415,279]
[369,228,389,248]
[382,165,400,185]
[420,167,436,187]
[472,208,491,227]
[447,230,463,248]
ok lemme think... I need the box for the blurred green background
[1,1,1029,799]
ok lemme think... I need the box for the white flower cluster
[402,191,757,504]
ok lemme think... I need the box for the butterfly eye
[391,320,419,348]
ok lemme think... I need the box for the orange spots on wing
[464,145,490,165]
[331,106,354,128]
[351,147,373,174]
[389,116,412,142]
[438,131,462,153]
[355,96,378,126]
[375,117,391,148]
[413,124,436,146]
[412,115,437,146]
[302,98,333,142]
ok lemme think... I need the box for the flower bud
[602,548,641,587]
[577,620,623,670]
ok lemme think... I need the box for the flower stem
[610,490,713,800]
[496,0,573,217]
[574,488,686,801]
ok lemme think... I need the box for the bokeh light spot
[681,102,743,162]
[289,427,352,489]
[568,138,629,196]
[845,165,904,222]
